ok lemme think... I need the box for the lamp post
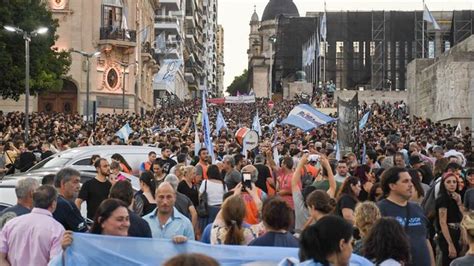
[70,49,101,124]
[4,25,49,141]
[116,61,130,114]
[268,35,277,100]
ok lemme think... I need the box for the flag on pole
[201,91,215,162]
[115,123,133,142]
[423,4,441,30]
[252,110,262,136]
[320,11,327,41]
[268,118,278,132]
[454,122,462,138]
[335,141,341,161]
[359,111,370,130]
[361,143,367,164]
[216,110,227,135]
[194,121,201,157]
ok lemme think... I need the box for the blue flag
[268,118,278,132]
[201,91,215,162]
[280,104,336,131]
[252,110,262,136]
[115,123,133,142]
[359,111,370,130]
[216,110,227,135]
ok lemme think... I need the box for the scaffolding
[371,11,386,90]
[453,12,473,45]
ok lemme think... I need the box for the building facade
[42,0,159,115]
[216,24,225,97]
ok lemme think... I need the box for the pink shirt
[0,208,65,266]
[278,171,294,209]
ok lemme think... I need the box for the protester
[248,196,299,247]
[139,151,156,174]
[178,166,199,207]
[378,167,435,266]
[436,173,464,265]
[136,171,157,216]
[163,253,219,266]
[222,155,241,190]
[0,177,39,228]
[210,193,257,245]
[450,212,474,266]
[109,181,152,238]
[353,201,381,255]
[53,168,87,232]
[363,217,411,265]
[111,153,132,174]
[299,215,372,266]
[334,176,361,224]
[0,185,64,266]
[76,158,112,219]
[142,182,194,241]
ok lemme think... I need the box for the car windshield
[28,156,72,171]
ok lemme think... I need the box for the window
[102,0,123,29]
[73,158,92,166]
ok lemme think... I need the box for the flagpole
[323,1,327,85]
[422,0,425,58]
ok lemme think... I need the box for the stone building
[43,0,159,115]
[216,24,225,97]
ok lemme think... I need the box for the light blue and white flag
[320,10,327,41]
[201,91,215,162]
[216,110,227,135]
[423,4,441,30]
[268,118,278,132]
[335,141,341,161]
[194,121,201,157]
[280,104,336,131]
[359,111,370,130]
[252,110,262,136]
[115,123,133,142]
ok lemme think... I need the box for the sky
[218,0,473,89]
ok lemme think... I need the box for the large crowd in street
[0,97,473,265]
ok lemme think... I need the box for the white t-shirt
[199,180,227,206]
[379,258,401,266]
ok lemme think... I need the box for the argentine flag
[116,123,133,142]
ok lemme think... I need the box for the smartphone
[242,173,252,190]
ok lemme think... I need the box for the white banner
[225,95,256,104]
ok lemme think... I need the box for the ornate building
[248,0,299,98]
[39,0,159,115]
[216,24,225,97]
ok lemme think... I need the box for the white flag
[423,4,441,30]
[252,111,262,136]
[454,122,462,138]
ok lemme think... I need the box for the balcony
[155,16,180,34]
[159,0,181,11]
[184,72,195,83]
[141,43,154,62]
[155,43,181,60]
[99,27,137,47]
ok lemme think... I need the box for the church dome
[261,0,299,21]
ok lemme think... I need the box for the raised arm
[292,154,308,193]
[320,155,336,198]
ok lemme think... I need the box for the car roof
[51,145,161,159]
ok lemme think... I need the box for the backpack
[421,178,440,219]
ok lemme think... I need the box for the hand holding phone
[242,173,252,191]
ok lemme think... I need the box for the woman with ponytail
[210,194,257,245]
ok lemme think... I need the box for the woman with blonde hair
[353,201,381,255]
[451,212,474,266]
[177,166,199,207]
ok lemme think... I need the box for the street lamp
[116,61,131,114]
[3,25,49,141]
[268,35,277,100]
[70,49,101,124]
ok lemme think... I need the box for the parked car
[4,145,161,178]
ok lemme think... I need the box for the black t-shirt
[18,151,36,172]
[41,150,54,161]
[435,195,463,229]
[177,180,199,207]
[175,192,193,220]
[128,210,152,238]
[53,195,87,232]
[255,164,272,193]
[139,193,157,216]
[335,194,357,217]
[248,231,299,248]
[157,157,177,175]
[78,178,112,219]
[378,199,431,266]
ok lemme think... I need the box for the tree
[226,69,248,96]
[0,0,71,100]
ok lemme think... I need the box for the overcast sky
[218,0,473,89]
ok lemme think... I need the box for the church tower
[248,6,261,59]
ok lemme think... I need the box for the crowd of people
[0,97,473,265]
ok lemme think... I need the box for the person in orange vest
[239,165,267,225]
[139,151,156,175]
[194,148,209,183]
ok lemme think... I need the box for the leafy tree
[0,0,71,100]
[226,69,248,96]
